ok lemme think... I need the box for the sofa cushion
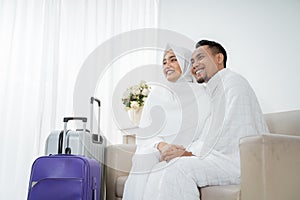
[201,185,240,200]
[116,176,128,197]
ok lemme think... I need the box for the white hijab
[164,43,194,83]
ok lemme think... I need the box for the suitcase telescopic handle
[62,117,87,154]
[90,97,103,144]
[63,117,87,123]
[90,97,101,107]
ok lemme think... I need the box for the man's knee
[165,157,197,178]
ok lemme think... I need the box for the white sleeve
[186,139,204,157]
[185,115,211,157]
[136,86,166,152]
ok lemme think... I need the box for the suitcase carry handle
[62,117,87,154]
[58,130,72,154]
[90,97,103,144]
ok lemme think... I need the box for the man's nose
[191,62,198,69]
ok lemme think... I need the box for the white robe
[141,68,269,200]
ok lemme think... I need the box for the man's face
[190,46,220,83]
[163,50,182,82]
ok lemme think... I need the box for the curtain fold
[0,0,159,199]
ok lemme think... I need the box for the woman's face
[163,50,182,82]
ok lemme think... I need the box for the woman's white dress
[123,82,211,200]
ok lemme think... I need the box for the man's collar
[206,68,227,97]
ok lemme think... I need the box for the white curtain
[0,0,159,199]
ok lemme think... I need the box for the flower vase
[128,107,143,126]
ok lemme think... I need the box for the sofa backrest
[264,110,300,137]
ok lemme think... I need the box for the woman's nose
[165,62,172,68]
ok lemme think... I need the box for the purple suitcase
[27,117,101,200]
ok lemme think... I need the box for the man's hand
[157,142,194,162]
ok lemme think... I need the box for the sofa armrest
[240,134,300,200]
[105,144,136,200]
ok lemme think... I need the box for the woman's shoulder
[148,84,174,97]
[144,84,174,106]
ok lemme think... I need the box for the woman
[122,45,211,200]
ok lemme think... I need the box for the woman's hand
[157,142,194,162]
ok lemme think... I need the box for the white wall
[158,0,300,113]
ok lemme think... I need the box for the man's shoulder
[219,69,256,98]
[220,68,245,80]
[221,69,250,88]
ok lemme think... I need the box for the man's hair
[195,40,227,68]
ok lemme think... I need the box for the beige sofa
[105,110,300,200]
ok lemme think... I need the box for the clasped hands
[157,142,193,162]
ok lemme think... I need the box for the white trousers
[123,152,240,200]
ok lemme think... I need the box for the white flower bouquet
[121,80,151,111]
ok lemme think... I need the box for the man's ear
[217,53,224,65]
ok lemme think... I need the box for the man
[142,40,269,200]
